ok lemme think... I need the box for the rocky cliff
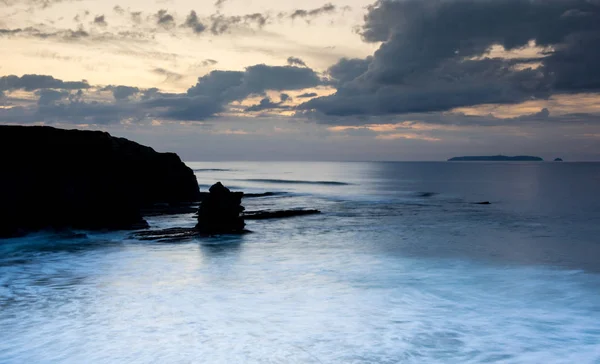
[0,125,201,237]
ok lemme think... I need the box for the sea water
[1,162,600,363]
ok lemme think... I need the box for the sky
[1,0,600,161]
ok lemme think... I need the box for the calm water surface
[1,162,600,363]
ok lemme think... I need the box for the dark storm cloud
[299,0,600,118]
[183,11,206,34]
[290,3,336,20]
[0,74,90,91]
[287,56,307,67]
[155,9,175,29]
[326,57,372,86]
[93,15,107,27]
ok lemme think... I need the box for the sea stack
[196,182,246,234]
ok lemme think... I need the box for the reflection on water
[2,162,600,363]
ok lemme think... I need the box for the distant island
[448,155,544,162]
[554,158,564,162]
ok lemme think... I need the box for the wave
[416,192,439,198]
[193,169,233,172]
[244,192,289,198]
[240,178,351,186]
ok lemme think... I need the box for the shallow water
[1,162,600,363]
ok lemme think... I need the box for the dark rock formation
[448,155,543,162]
[473,201,492,205]
[140,202,200,217]
[0,125,201,238]
[196,182,245,234]
[242,209,321,220]
[554,158,564,162]
[131,183,321,241]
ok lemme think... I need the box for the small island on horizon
[448,155,544,162]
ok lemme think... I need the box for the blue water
[1,162,600,363]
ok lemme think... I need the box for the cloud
[0,74,90,91]
[299,0,600,118]
[245,97,283,112]
[0,63,322,123]
[101,85,140,101]
[214,0,227,9]
[131,11,142,24]
[200,59,218,67]
[113,5,124,15]
[0,27,90,41]
[297,92,318,98]
[36,89,69,105]
[143,95,224,120]
[183,11,206,34]
[0,0,80,9]
[187,64,322,103]
[208,13,268,35]
[287,56,307,67]
[152,68,183,82]
[245,94,291,112]
[326,57,372,85]
[0,28,23,36]
[155,9,175,29]
[93,15,107,27]
[244,13,268,27]
[290,3,336,20]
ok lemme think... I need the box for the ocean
[1,161,600,363]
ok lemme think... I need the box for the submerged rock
[134,227,203,242]
[0,125,201,238]
[473,201,492,205]
[196,182,246,234]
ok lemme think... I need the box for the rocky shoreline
[0,125,201,238]
[0,125,321,239]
